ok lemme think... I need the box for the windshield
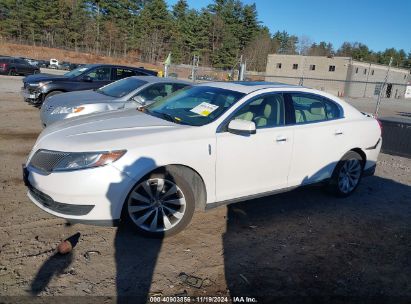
[64,66,89,78]
[96,77,147,98]
[145,86,245,126]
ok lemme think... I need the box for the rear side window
[290,93,341,124]
[0,58,11,63]
[115,68,136,80]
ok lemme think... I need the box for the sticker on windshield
[190,102,219,116]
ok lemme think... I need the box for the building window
[371,70,374,75]
[309,65,316,71]
[329,65,336,72]
[276,63,282,69]
[292,64,298,69]
[364,69,367,75]
[355,67,359,73]
[405,75,407,79]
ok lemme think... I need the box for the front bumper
[21,86,42,103]
[23,163,135,222]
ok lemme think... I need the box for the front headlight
[29,149,126,173]
[54,150,126,171]
[51,106,85,114]
[38,81,52,88]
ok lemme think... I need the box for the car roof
[82,63,155,71]
[130,76,191,85]
[196,81,301,94]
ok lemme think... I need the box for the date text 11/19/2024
[148,296,257,303]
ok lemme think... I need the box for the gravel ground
[0,76,410,303]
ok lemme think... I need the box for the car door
[215,93,294,202]
[285,92,346,186]
[13,58,26,74]
[78,67,112,90]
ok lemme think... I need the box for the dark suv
[0,56,40,76]
[22,64,158,105]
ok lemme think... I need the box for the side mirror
[83,76,93,82]
[228,119,256,135]
[131,95,146,106]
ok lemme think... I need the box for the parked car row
[22,64,158,105]
[22,75,382,237]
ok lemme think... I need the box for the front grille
[29,150,69,173]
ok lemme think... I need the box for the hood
[33,109,189,152]
[23,73,67,83]
[43,90,117,107]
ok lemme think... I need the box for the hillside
[0,42,160,71]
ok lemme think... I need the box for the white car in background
[23,82,382,237]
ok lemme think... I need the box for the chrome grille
[29,150,69,173]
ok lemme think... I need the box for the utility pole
[299,55,306,86]
[191,55,199,83]
[239,55,246,81]
[374,57,393,117]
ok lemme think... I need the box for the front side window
[145,86,245,126]
[230,94,285,129]
[96,77,147,98]
[85,67,111,81]
[291,93,340,124]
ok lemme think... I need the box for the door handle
[334,130,343,135]
[276,136,287,142]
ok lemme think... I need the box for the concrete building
[265,54,411,98]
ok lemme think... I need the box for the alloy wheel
[338,159,362,194]
[127,178,186,233]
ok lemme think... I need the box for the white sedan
[23,82,382,237]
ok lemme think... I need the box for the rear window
[96,77,147,98]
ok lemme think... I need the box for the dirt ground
[0,75,410,303]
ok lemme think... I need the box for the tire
[8,69,16,76]
[123,171,195,238]
[45,91,64,98]
[328,151,364,197]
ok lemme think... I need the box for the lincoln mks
[23,82,381,237]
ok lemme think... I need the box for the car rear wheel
[8,69,16,76]
[328,151,364,197]
[124,171,195,237]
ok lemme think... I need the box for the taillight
[376,119,382,135]
[0,63,7,70]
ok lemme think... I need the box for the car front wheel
[124,171,195,237]
[328,151,364,197]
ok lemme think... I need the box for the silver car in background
[40,76,190,126]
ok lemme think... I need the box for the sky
[166,0,411,53]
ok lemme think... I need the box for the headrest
[310,102,325,115]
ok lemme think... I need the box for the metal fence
[245,72,409,99]
[166,63,409,100]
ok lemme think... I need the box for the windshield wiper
[153,111,180,124]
